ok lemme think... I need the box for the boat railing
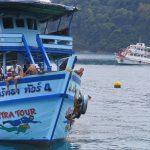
[0,33,35,65]
[0,33,73,50]
[39,34,73,50]
[0,34,23,47]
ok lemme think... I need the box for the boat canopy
[0,0,78,22]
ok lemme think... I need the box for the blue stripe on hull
[0,73,80,87]
[0,93,69,104]
[0,73,66,86]
[0,138,65,143]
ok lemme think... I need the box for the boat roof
[0,0,78,22]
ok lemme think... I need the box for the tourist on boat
[5,61,23,91]
[73,98,82,117]
[24,60,38,75]
[0,64,4,81]
[59,58,68,71]
[23,62,28,73]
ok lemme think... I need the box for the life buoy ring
[78,94,89,115]
[81,95,89,114]
[73,93,90,119]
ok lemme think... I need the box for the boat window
[27,19,37,30]
[16,19,25,27]
[2,17,14,29]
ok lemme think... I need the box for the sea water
[1,54,150,150]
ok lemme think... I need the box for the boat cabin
[0,0,77,76]
[123,42,150,59]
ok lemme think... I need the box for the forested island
[54,0,150,53]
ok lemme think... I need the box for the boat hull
[116,56,150,65]
[0,71,81,142]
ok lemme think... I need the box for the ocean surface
[1,54,150,150]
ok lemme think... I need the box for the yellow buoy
[114,81,122,88]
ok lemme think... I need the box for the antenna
[139,36,141,43]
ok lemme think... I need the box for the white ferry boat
[115,43,150,65]
[0,0,90,144]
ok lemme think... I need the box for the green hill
[53,0,150,53]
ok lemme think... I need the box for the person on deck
[0,64,4,81]
[5,61,23,91]
[59,58,68,71]
[24,60,38,75]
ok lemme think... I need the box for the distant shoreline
[76,53,116,65]
[76,51,114,55]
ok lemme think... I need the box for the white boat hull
[116,56,150,65]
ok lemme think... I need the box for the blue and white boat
[0,0,89,143]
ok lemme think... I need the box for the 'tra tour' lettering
[0,108,36,119]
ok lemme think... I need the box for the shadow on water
[0,140,80,150]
